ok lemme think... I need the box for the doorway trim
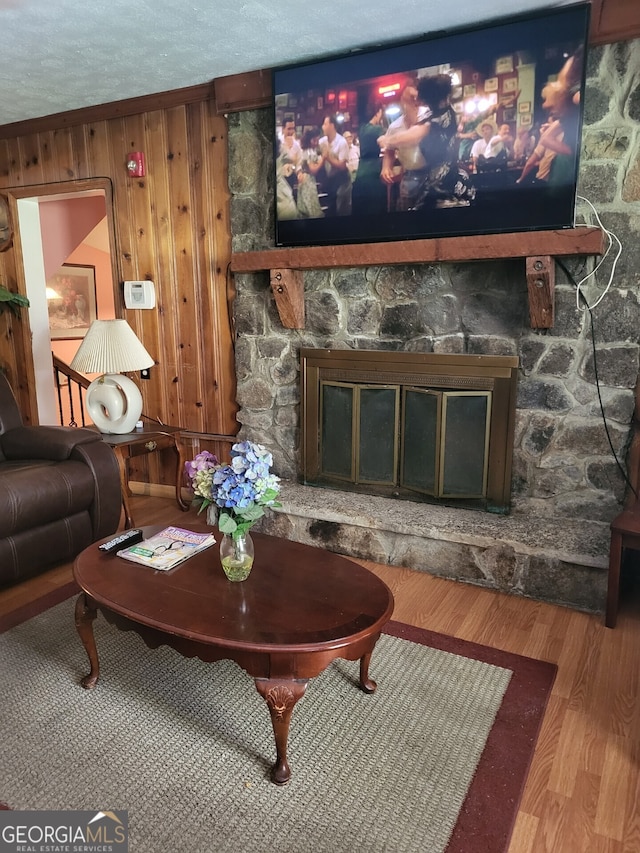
[5,178,121,424]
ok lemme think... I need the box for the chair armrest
[0,425,102,461]
[71,438,123,538]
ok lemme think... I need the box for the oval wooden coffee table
[73,526,394,784]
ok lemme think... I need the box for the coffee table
[73,526,394,784]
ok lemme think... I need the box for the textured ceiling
[1,0,573,127]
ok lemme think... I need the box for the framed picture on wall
[47,263,97,340]
[495,56,514,74]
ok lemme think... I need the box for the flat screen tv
[273,3,589,248]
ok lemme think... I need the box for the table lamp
[70,319,154,434]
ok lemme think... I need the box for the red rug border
[384,619,557,853]
[1,601,556,851]
[0,579,79,635]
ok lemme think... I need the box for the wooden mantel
[230,227,605,330]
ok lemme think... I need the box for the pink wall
[41,194,116,366]
[40,197,107,280]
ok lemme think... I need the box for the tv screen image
[273,3,590,248]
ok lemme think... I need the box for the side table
[100,425,189,528]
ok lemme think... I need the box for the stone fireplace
[229,255,632,613]
[226,40,640,614]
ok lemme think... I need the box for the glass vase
[219,531,254,582]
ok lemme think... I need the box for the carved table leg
[172,434,189,511]
[359,649,378,694]
[111,446,134,529]
[255,678,308,785]
[74,593,100,689]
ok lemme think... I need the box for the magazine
[117,526,216,571]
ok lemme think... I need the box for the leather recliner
[0,372,122,587]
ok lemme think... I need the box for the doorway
[12,180,119,424]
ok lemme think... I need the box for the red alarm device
[126,151,146,177]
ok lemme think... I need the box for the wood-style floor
[2,494,639,853]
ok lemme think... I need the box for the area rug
[0,600,555,853]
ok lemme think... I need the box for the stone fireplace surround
[230,246,632,620]
[227,42,640,614]
[231,256,631,615]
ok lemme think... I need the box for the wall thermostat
[124,280,156,309]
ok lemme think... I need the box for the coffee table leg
[359,650,378,694]
[74,593,100,689]
[255,678,308,785]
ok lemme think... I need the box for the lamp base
[86,374,143,434]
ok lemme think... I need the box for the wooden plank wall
[0,96,238,486]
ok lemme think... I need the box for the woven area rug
[1,600,555,853]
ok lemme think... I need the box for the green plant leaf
[218,512,238,535]
[237,504,264,522]
[0,286,29,317]
[232,519,255,540]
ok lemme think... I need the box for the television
[273,3,590,248]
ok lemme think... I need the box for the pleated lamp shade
[70,319,155,434]
[70,319,154,374]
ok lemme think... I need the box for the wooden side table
[100,425,189,528]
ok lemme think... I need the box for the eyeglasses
[152,540,183,557]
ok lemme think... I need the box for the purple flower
[184,451,218,482]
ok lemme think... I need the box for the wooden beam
[526,256,555,329]
[269,269,305,329]
[214,70,272,114]
[231,227,604,272]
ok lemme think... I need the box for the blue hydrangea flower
[184,440,281,537]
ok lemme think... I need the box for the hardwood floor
[2,494,639,852]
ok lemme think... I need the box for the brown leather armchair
[0,373,122,587]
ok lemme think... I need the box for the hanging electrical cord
[556,257,637,500]
[574,194,623,311]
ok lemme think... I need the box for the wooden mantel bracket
[526,256,555,329]
[231,228,605,331]
[270,269,304,329]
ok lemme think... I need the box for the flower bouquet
[184,441,281,580]
[185,440,281,538]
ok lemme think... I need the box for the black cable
[556,257,638,500]
[225,260,236,351]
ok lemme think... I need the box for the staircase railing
[52,354,89,427]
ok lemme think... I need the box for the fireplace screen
[321,383,490,498]
[302,350,518,512]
